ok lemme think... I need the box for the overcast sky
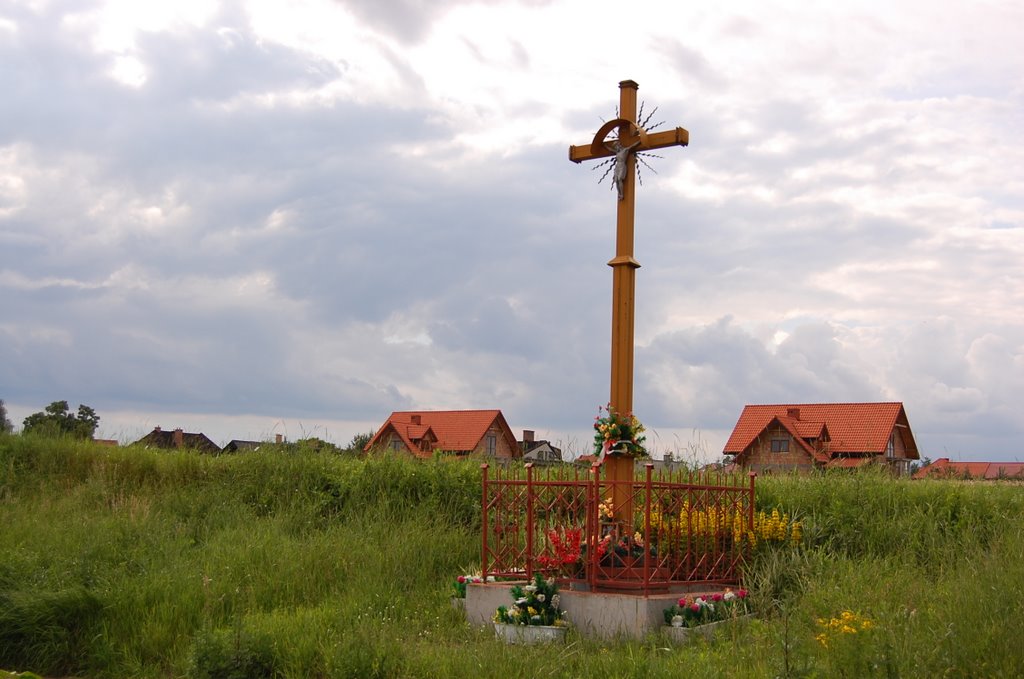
[2,0,1022,461]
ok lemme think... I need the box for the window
[887,434,895,458]
[770,438,789,453]
[486,433,497,456]
[390,438,403,452]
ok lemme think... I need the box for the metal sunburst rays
[592,101,666,191]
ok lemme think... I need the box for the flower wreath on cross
[593,404,648,461]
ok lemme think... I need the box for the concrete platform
[465,581,730,640]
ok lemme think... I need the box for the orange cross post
[569,80,689,524]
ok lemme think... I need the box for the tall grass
[2,436,1022,677]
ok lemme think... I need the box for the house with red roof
[913,458,1024,480]
[723,402,919,475]
[364,410,521,460]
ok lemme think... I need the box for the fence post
[525,463,535,579]
[747,471,757,533]
[481,463,490,579]
[589,463,601,589]
[643,462,654,594]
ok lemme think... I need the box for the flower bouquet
[664,588,751,626]
[663,588,752,640]
[593,404,647,460]
[452,574,483,599]
[493,574,568,643]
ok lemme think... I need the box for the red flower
[738,589,748,598]
[457,575,466,584]
[712,593,723,602]
[677,598,687,607]
[690,603,701,613]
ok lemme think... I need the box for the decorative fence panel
[482,462,755,592]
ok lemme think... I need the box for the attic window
[771,438,789,453]
[887,434,895,458]
[486,433,497,456]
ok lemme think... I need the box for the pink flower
[457,576,466,583]
[678,598,687,607]
[712,593,724,602]
[690,603,701,613]
[738,589,748,598]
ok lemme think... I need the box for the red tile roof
[724,402,917,459]
[365,409,517,458]
[913,458,1024,480]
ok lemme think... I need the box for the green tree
[0,399,12,434]
[22,400,100,439]
[344,431,374,455]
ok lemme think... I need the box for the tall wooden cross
[569,79,688,519]
[569,79,689,424]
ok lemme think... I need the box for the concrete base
[466,582,729,640]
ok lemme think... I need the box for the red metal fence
[481,462,756,593]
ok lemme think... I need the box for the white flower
[537,594,546,602]
[516,597,528,605]
[524,585,537,593]
[724,591,736,601]
[551,594,560,608]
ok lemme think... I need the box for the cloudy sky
[2,0,1022,461]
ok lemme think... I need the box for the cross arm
[568,126,689,163]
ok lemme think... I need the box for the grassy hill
[1,435,1022,678]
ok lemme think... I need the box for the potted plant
[663,588,753,642]
[493,574,569,644]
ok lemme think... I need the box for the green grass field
[2,435,1022,678]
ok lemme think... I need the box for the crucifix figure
[568,80,689,521]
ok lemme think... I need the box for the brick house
[723,402,920,475]
[364,410,521,460]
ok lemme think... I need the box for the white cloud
[2,0,1023,461]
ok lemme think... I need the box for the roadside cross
[568,79,689,419]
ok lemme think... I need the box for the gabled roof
[223,439,262,453]
[767,415,830,463]
[134,427,219,453]
[724,402,917,459]
[365,410,518,458]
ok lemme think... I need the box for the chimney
[154,426,161,432]
[275,433,283,444]
[787,407,801,420]
[411,414,421,425]
[173,428,184,448]
[523,429,535,443]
